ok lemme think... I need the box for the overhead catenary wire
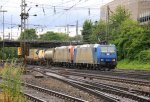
[0,0,100,16]
[0,0,105,37]
[26,0,75,8]
[0,0,100,23]
[34,0,86,27]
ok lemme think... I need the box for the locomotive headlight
[101,59,104,61]
[112,59,116,61]
[106,53,110,55]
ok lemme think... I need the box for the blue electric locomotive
[73,44,117,70]
[99,45,117,69]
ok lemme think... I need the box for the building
[100,0,150,23]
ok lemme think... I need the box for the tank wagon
[26,44,117,70]
[38,49,45,65]
[44,48,54,65]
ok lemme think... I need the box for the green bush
[0,60,27,102]
[117,59,150,70]
[138,49,150,63]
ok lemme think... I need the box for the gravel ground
[22,72,107,102]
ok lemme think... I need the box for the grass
[117,59,150,70]
[0,60,27,102]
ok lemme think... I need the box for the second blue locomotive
[73,44,117,70]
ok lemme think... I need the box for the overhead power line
[0,0,102,36]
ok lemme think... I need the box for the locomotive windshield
[101,46,115,53]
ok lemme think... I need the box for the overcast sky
[0,0,113,38]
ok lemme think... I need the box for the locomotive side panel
[93,44,101,64]
[54,46,70,63]
[75,45,94,64]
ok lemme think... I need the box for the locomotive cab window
[95,48,97,52]
[101,46,115,53]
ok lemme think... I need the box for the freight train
[26,44,117,70]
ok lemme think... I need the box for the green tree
[112,19,143,60]
[19,29,38,41]
[109,6,130,28]
[69,35,82,42]
[128,22,150,60]
[109,6,131,41]
[84,5,150,63]
[39,31,69,41]
[108,5,149,61]
[106,6,132,60]
[0,47,18,60]
[90,20,106,43]
[82,20,93,43]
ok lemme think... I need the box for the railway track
[70,78,150,101]
[52,70,150,87]
[32,68,150,102]
[28,66,150,88]
[26,65,150,101]
[22,82,88,102]
[26,65,150,81]
[28,68,120,102]
[45,72,120,102]
[28,66,150,87]
[79,69,150,80]
[22,92,47,102]
[85,80,150,97]
[46,72,150,102]
[36,67,150,88]
[48,66,150,80]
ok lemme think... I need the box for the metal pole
[0,10,7,61]
[20,0,27,62]
[11,15,12,40]
[76,20,78,36]
[27,18,28,29]
[106,6,109,44]
[2,12,4,61]
[106,6,108,42]
[67,24,69,36]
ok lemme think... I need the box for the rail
[22,92,47,102]
[23,83,88,102]
[62,71,150,87]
